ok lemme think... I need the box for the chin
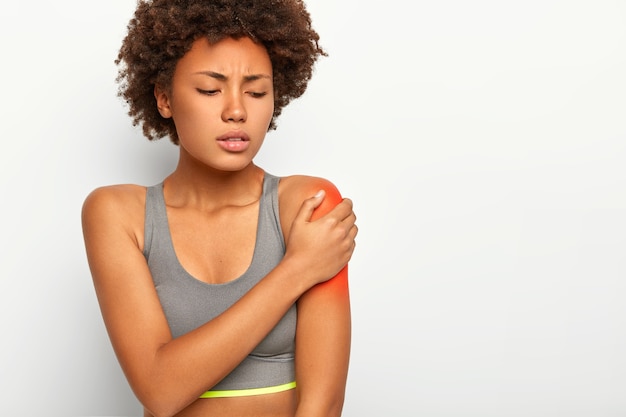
[211,159,256,173]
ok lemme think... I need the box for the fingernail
[314,190,325,198]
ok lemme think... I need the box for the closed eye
[248,92,268,98]
[196,88,220,96]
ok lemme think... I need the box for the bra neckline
[156,173,268,287]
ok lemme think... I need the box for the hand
[283,190,358,288]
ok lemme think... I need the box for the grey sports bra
[143,172,297,392]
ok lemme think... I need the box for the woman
[81,1,357,416]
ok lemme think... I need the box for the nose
[222,92,247,123]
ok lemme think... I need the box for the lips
[216,131,251,152]
[217,131,250,142]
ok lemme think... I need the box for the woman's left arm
[293,182,352,417]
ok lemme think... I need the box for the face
[155,36,274,172]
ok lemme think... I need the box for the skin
[82,37,355,417]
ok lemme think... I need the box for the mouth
[216,131,252,152]
[217,131,250,142]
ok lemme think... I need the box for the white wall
[1,1,625,416]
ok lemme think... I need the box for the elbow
[147,409,174,417]
[137,398,175,417]
[141,401,180,417]
[128,364,194,417]
[151,411,178,417]
[135,387,187,417]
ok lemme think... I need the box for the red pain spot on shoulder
[314,266,349,296]
[310,183,343,221]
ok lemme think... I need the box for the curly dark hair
[115,0,326,143]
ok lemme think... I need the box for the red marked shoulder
[302,177,343,221]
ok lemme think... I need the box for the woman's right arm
[81,186,356,417]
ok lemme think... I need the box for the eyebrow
[194,71,272,82]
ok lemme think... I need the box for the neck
[163,151,265,210]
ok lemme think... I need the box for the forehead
[175,36,273,76]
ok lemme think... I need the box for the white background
[1,1,625,416]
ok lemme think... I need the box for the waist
[208,353,295,393]
[200,381,296,398]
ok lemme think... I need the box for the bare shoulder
[277,174,345,237]
[278,174,342,204]
[81,184,147,247]
[82,184,146,222]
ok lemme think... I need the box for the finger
[341,211,357,227]
[325,198,353,221]
[349,224,359,240]
[293,189,326,223]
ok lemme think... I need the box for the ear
[154,84,173,118]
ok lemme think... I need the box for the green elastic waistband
[200,381,296,398]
